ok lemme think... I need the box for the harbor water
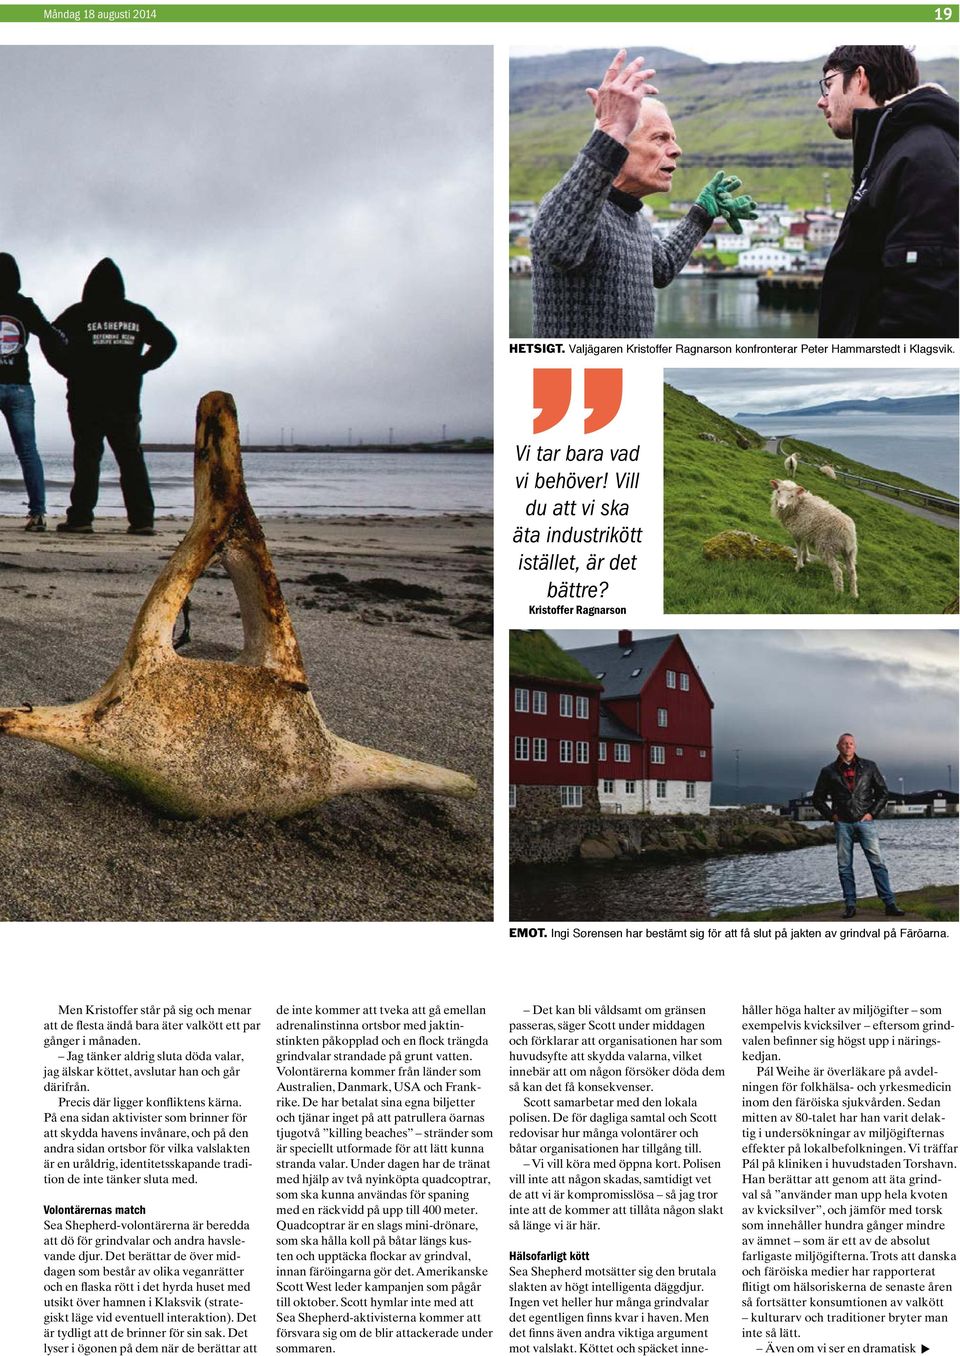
[510,274,819,340]
[510,818,958,921]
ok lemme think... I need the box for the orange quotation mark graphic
[533,368,623,434]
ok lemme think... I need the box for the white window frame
[686,781,696,799]
[614,743,630,763]
[676,747,683,757]
[656,780,667,799]
[666,670,676,689]
[514,687,529,713]
[576,695,589,719]
[576,741,589,764]
[533,737,547,762]
[602,779,615,794]
[651,745,665,765]
[680,672,690,691]
[700,749,707,759]
[559,740,573,763]
[657,707,668,727]
[559,694,573,718]
[509,785,516,808]
[598,741,607,761]
[514,736,529,761]
[532,689,547,715]
[624,780,636,795]
[560,785,583,809]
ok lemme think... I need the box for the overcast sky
[5,46,491,446]
[667,368,959,417]
[550,629,959,795]
[515,30,957,64]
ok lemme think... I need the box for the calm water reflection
[510,275,819,340]
[510,819,958,921]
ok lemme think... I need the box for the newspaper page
[0,5,957,1356]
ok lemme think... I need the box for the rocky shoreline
[510,810,833,867]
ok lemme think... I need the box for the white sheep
[784,452,798,475]
[769,478,859,598]
[819,463,837,479]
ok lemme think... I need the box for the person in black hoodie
[816,45,958,338]
[0,252,65,530]
[52,258,176,534]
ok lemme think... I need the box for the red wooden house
[509,631,602,813]
[567,632,713,815]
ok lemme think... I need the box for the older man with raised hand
[531,49,757,338]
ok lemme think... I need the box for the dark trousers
[66,406,154,528]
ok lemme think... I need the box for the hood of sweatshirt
[82,258,126,306]
[852,83,959,181]
[0,252,22,295]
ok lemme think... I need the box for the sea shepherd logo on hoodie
[0,316,25,357]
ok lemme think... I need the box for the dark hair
[823,46,919,104]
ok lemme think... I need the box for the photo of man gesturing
[531,50,757,338]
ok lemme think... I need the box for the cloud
[548,629,958,792]
[666,368,958,416]
[7,46,492,444]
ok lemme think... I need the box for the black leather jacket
[812,756,890,823]
[818,84,958,338]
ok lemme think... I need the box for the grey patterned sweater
[531,130,712,338]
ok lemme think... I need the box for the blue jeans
[835,820,896,907]
[0,383,45,515]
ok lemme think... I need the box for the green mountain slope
[511,49,959,209]
[663,384,958,615]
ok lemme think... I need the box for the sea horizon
[0,449,493,519]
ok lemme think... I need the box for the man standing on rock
[815,44,958,337]
[531,49,757,337]
[52,258,176,535]
[812,732,905,919]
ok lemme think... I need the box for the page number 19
[934,7,954,19]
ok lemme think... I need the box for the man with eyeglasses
[815,44,958,338]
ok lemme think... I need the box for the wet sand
[0,513,492,922]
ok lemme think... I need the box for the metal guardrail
[771,442,959,515]
[833,470,959,514]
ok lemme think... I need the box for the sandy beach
[0,513,492,922]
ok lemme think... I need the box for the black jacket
[52,258,176,413]
[812,756,890,823]
[818,84,959,338]
[0,252,65,385]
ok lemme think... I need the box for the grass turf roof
[510,630,598,684]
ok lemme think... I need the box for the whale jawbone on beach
[0,391,477,818]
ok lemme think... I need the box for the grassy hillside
[511,49,959,209]
[663,385,959,615]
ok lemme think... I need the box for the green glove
[695,172,759,234]
[695,171,732,218]
[716,185,759,235]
